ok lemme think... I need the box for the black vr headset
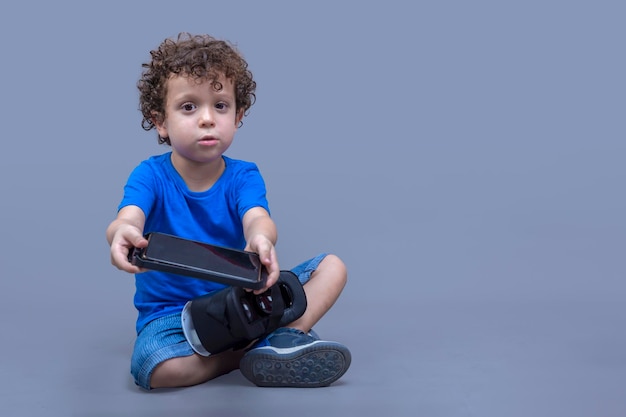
[181,270,307,356]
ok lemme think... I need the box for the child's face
[155,73,242,165]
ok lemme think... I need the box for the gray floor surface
[1,1,625,416]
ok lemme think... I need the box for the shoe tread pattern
[240,342,351,388]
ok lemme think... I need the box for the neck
[170,153,225,192]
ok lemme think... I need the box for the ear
[152,111,168,137]
[235,109,244,127]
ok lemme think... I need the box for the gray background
[1,1,624,416]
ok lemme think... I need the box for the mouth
[198,136,218,145]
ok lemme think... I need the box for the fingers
[110,226,148,274]
[253,247,279,294]
[132,233,149,249]
[110,243,143,273]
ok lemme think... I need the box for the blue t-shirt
[118,152,270,333]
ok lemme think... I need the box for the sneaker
[239,327,351,388]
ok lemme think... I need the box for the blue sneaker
[239,327,351,387]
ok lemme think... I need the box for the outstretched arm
[106,205,148,274]
[242,206,279,293]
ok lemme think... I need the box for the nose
[199,106,215,127]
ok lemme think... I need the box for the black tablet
[129,232,268,290]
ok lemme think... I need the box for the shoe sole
[240,341,351,388]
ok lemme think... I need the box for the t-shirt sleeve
[117,161,157,218]
[232,163,270,220]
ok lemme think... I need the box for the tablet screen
[142,233,262,284]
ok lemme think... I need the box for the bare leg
[150,349,244,389]
[287,254,348,333]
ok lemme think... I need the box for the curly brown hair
[137,32,256,145]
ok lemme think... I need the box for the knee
[321,254,348,289]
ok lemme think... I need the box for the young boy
[106,33,351,390]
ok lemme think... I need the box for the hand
[246,234,280,294]
[109,223,148,274]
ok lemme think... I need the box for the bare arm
[106,205,148,274]
[242,206,279,293]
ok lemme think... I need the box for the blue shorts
[130,253,327,390]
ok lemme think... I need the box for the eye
[181,102,196,112]
[215,102,229,111]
